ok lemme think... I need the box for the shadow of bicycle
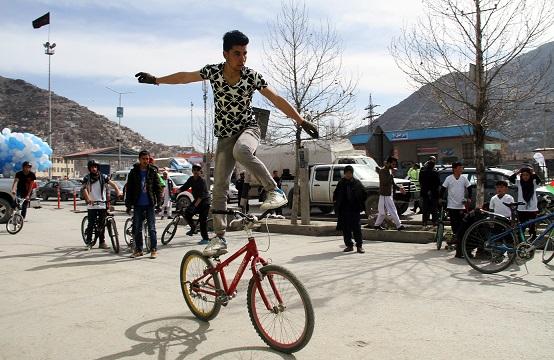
[95,315,211,360]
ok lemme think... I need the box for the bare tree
[263,0,357,223]
[391,0,554,206]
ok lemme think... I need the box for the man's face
[273,171,278,177]
[192,168,201,176]
[139,155,149,168]
[224,45,247,71]
[453,165,463,177]
[90,165,98,174]
[162,172,168,179]
[23,165,31,174]
[344,171,353,180]
[496,185,507,196]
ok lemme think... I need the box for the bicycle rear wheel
[6,214,24,234]
[81,216,88,243]
[435,222,444,250]
[247,264,315,353]
[106,217,120,254]
[462,219,516,274]
[161,218,179,245]
[123,217,133,247]
[542,227,554,264]
[143,220,151,252]
[180,250,221,321]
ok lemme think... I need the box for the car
[36,180,82,201]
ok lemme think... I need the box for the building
[35,156,76,179]
[63,146,140,178]
[350,124,509,173]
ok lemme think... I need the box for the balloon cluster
[0,128,52,176]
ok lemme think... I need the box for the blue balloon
[0,128,53,176]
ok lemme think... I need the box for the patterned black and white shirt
[200,63,268,138]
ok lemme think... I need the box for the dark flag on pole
[32,12,50,29]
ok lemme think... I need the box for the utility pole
[106,87,133,170]
[363,93,380,133]
[189,101,194,149]
[202,81,211,188]
[534,100,552,150]
[43,40,56,179]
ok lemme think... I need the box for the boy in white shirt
[488,180,514,219]
[440,162,472,258]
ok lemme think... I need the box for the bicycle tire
[81,216,88,243]
[541,227,554,264]
[180,250,222,321]
[161,218,178,245]
[107,217,120,254]
[143,220,151,253]
[123,217,133,247]
[435,222,444,250]
[6,213,24,234]
[462,219,517,274]
[247,264,315,353]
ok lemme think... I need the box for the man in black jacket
[333,165,368,253]
[419,157,441,228]
[125,150,163,259]
[179,163,211,245]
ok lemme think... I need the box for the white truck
[239,139,414,215]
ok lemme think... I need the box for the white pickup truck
[280,163,414,215]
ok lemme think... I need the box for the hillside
[353,42,554,152]
[0,75,189,156]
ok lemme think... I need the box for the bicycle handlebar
[212,209,273,222]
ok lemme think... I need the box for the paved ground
[1,201,553,360]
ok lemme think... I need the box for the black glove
[135,72,157,85]
[300,120,319,139]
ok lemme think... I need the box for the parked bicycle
[161,208,213,245]
[123,211,151,253]
[81,201,120,253]
[435,205,454,250]
[179,209,315,353]
[6,197,25,235]
[462,201,554,274]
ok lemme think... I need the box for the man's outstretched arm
[135,71,203,85]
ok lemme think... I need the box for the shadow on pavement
[96,315,210,360]
[199,346,296,360]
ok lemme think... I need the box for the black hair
[452,161,463,170]
[495,180,508,187]
[138,150,150,158]
[386,156,397,164]
[344,165,354,174]
[223,30,249,51]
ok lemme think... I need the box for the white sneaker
[202,236,228,257]
[260,189,288,211]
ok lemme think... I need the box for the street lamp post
[106,87,133,170]
[43,41,55,179]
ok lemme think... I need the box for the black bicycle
[6,197,25,235]
[123,211,152,253]
[161,208,213,245]
[81,201,120,253]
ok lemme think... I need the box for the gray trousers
[213,127,276,234]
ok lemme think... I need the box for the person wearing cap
[11,161,36,220]
[374,157,406,231]
[509,166,542,239]
[125,150,163,259]
[160,171,174,220]
[333,165,367,253]
[82,159,122,249]
[135,30,319,257]
[178,163,211,244]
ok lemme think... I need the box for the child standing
[488,180,515,219]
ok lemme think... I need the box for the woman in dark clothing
[508,166,542,238]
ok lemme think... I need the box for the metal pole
[48,53,52,179]
[202,81,211,188]
[190,101,194,148]
[106,87,133,170]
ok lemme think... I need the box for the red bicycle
[179,209,315,353]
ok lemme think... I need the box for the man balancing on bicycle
[82,159,122,249]
[135,30,318,257]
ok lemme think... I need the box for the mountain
[354,42,554,153]
[0,75,190,156]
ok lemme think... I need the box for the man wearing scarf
[82,159,122,249]
[509,166,542,239]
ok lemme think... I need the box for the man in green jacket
[407,163,420,213]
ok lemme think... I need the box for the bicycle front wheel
[462,219,517,274]
[6,214,24,234]
[123,217,133,247]
[161,218,178,245]
[106,217,120,254]
[143,220,151,252]
[180,250,221,321]
[542,227,554,264]
[81,216,88,243]
[435,222,444,250]
[247,264,315,353]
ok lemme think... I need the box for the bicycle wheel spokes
[6,214,24,234]
[247,265,314,353]
[542,227,554,264]
[180,250,221,321]
[462,219,516,274]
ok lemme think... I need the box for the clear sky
[1,0,551,150]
